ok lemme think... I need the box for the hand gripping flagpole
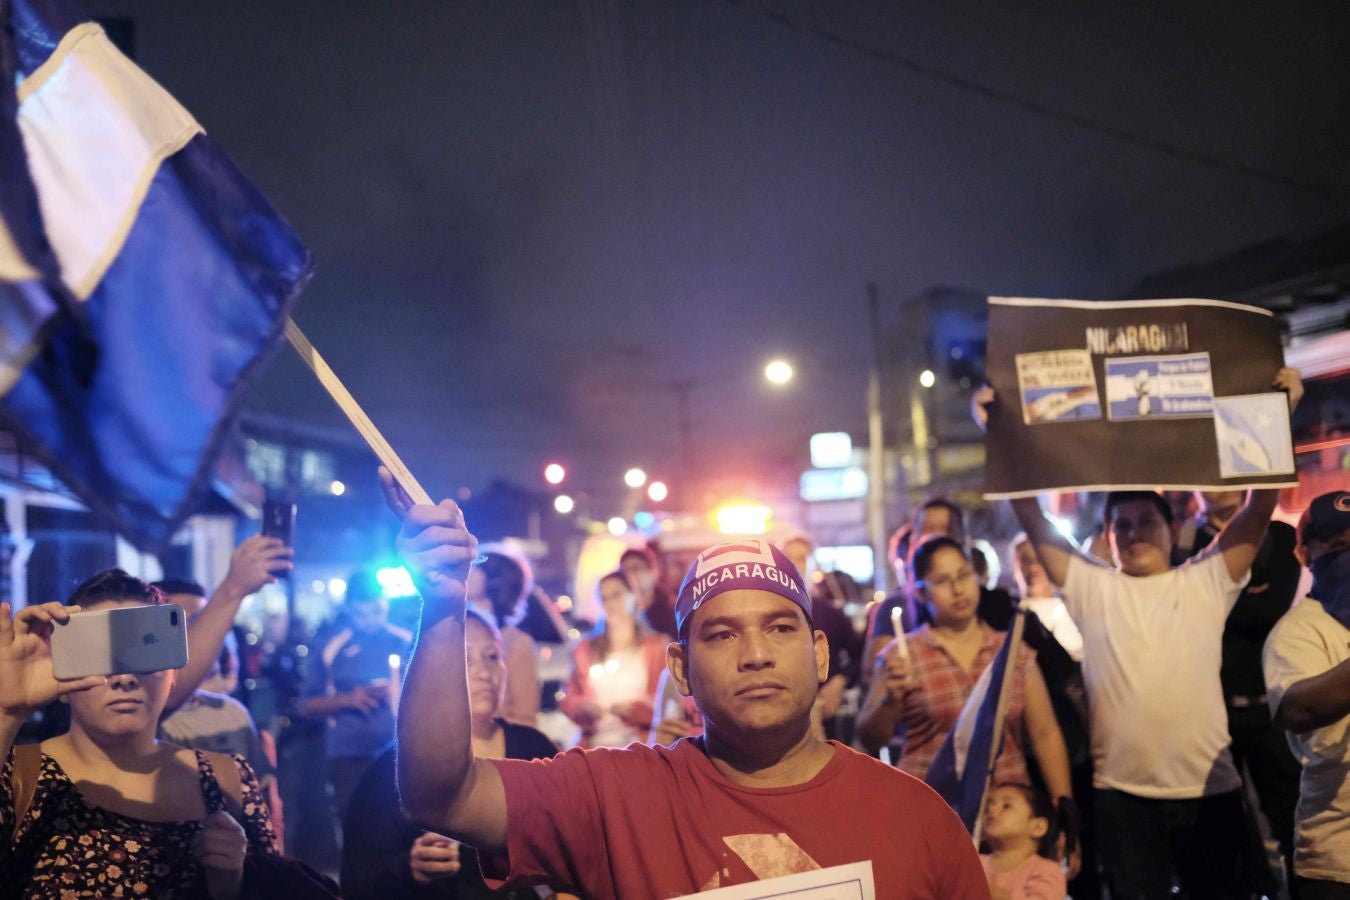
[969,602,1028,848]
[283,318,433,506]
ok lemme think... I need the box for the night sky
[91,0,1350,509]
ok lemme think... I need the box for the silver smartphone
[49,604,189,679]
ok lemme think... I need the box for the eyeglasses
[916,567,977,592]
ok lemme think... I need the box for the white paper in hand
[672,861,875,900]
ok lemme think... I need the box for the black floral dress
[1,747,276,899]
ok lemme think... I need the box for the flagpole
[283,318,433,505]
[970,603,1027,847]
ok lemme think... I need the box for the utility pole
[866,283,889,591]
[666,377,696,507]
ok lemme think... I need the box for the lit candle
[889,607,911,663]
[388,653,402,716]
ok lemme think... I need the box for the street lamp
[543,462,566,485]
[624,467,647,488]
[714,503,772,535]
[761,305,889,588]
[919,369,936,389]
[764,359,794,386]
[647,481,669,503]
[553,494,575,514]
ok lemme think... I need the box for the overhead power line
[723,0,1342,199]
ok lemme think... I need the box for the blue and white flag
[924,620,1020,834]
[0,0,70,402]
[0,0,311,549]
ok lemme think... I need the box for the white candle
[889,607,911,663]
[388,653,402,716]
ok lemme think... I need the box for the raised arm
[972,386,1084,588]
[0,603,106,759]
[166,536,291,713]
[380,469,508,853]
[1212,490,1280,584]
[1009,497,1084,589]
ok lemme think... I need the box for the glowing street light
[328,480,346,496]
[764,359,794,385]
[607,516,628,536]
[553,494,575,514]
[919,369,936,389]
[543,462,566,485]
[713,503,772,535]
[624,467,647,488]
[647,481,669,503]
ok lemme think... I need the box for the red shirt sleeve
[478,749,607,893]
[924,796,992,899]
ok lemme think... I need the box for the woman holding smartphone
[0,570,278,899]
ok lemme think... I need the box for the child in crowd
[981,783,1067,899]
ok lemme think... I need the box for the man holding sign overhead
[382,468,987,899]
[976,364,1302,898]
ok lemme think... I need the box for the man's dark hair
[67,569,165,607]
[345,569,384,604]
[969,545,989,582]
[908,535,967,584]
[913,498,966,544]
[887,524,913,564]
[152,578,206,598]
[477,552,527,626]
[1102,491,1174,529]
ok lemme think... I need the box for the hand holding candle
[889,607,911,663]
[879,606,913,703]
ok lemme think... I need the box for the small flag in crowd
[0,0,311,549]
[924,619,1020,834]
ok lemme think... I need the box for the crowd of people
[2,365,1348,898]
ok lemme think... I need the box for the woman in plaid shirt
[858,535,1074,803]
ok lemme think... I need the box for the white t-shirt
[1062,552,1246,798]
[1023,594,1084,662]
[1263,597,1350,882]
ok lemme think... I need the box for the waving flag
[924,611,1025,835]
[0,0,68,402]
[0,0,311,549]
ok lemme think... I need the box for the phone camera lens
[170,610,179,627]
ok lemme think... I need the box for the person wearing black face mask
[1264,490,1350,897]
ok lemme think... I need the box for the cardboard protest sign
[983,297,1297,498]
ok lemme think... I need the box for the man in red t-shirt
[381,470,987,899]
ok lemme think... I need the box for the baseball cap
[675,539,812,638]
[1298,490,1350,546]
